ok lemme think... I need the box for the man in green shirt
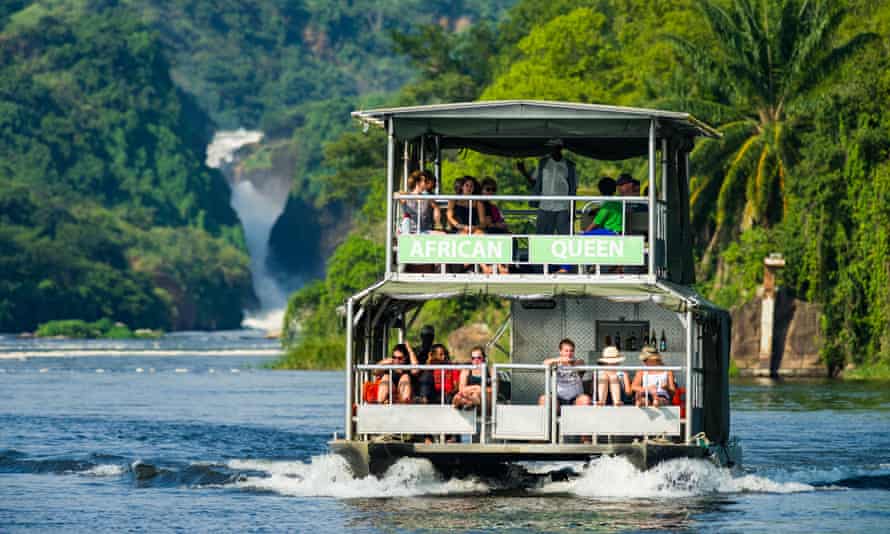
[583,176,622,235]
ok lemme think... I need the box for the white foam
[241,308,285,333]
[79,464,126,477]
[205,129,264,168]
[229,455,488,498]
[537,456,815,498]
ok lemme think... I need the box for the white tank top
[642,371,669,396]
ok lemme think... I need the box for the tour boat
[330,101,739,478]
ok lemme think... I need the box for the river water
[2,333,889,532]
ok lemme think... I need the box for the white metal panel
[493,405,550,440]
[559,406,681,436]
[357,405,476,434]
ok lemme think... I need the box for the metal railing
[564,364,684,406]
[355,363,488,443]
[393,193,663,276]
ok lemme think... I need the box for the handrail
[396,193,648,202]
[356,364,479,370]
[561,365,683,372]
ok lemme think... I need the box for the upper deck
[353,100,719,288]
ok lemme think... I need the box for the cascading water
[206,129,292,332]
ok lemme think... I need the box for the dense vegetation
[279,0,890,376]
[35,318,161,339]
[0,5,251,332]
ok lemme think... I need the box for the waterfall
[206,129,292,332]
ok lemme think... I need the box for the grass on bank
[844,362,890,380]
[35,318,163,339]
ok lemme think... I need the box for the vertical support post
[685,309,693,442]
[419,135,425,170]
[550,367,558,444]
[480,363,487,444]
[345,297,355,440]
[434,136,442,195]
[661,138,669,203]
[648,119,656,278]
[491,365,499,438]
[402,141,409,190]
[662,138,669,277]
[385,120,396,275]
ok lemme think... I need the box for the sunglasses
[483,187,496,192]
[471,355,485,361]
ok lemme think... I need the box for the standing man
[414,325,437,402]
[517,139,577,235]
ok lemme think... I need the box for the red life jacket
[672,387,687,418]
[433,368,460,394]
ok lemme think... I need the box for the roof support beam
[385,119,395,275]
[648,119,656,277]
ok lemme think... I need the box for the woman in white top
[631,347,675,407]
[596,346,631,406]
[538,338,592,407]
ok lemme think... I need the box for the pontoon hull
[330,439,712,478]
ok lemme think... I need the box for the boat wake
[536,456,817,497]
[5,448,890,498]
[229,456,489,498]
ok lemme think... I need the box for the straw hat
[598,345,625,365]
[639,345,663,362]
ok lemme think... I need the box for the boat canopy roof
[352,277,724,317]
[351,100,720,160]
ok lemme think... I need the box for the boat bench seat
[356,404,476,435]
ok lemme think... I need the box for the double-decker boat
[330,100,739,478]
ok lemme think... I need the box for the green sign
[528,236,644,265]
[398,235,512,264]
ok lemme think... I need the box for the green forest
[0,0,509,332]
[277,0,890,377]
[2,0,889,376]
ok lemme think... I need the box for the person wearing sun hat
[631,346,676,406]
[596,346,631,406]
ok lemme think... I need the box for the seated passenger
[375,343,419,404]
[452,346,494,410]
[447,176,488,234]
[595,346,631,406]
[413,325,437,403]
[481,177,508,234]
[428,343,460,402]
[632,346,675,407]
[538,338,592,407]
[400,170,442,235]
[582,176,622,235]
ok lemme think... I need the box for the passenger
[452,346,494,410]
[632,346,676,407]
[414,325,437,403]
[447,175,488,234]
[481,177,510,275]
[480,177,508,234]
[582,176,622,235]
[538,338,592,407]
[516,138,577,235]
[376,343,419,404]
[428,343,460,402]
[595,346,631,406]
[400,170,442,234]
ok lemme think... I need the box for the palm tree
[667,0,876,270]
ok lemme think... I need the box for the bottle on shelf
[614,331,621,350]
[627,333,637,351]
[642,331,650,346]
[659,330,667,352]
